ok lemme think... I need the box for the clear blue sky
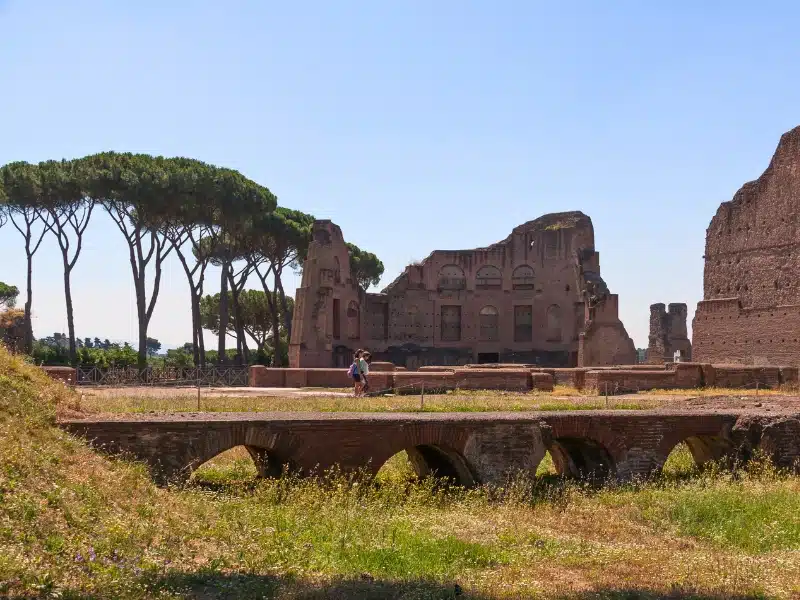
[2,0,799,349]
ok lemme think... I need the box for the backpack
[347,362,360,377]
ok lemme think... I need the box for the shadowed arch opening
[548,437,615,480]
[376,445,474,487]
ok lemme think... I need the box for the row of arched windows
[475,304,562,341]
[439,264,535,291]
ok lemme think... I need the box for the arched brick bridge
[60,410,800,485]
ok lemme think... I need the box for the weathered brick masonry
[694,125,800,364]
[251,363,796,394]
[61,410,800,485]
[289,212,636,370]
[646,303,692,364]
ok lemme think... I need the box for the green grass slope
[1,344,799,599]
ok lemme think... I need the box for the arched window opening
[475,265,502,290]
[346,301,360,339]
[438,265,466,291]
[512,265,535,290]
[479,305,499,341]
[546,304,562,342]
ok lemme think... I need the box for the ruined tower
[693,125,800,364]
[646,303,692,364]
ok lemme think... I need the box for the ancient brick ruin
[63,408,800,485]
[289,211,636,369]
[693,125,800,365]
[646,303,692,364]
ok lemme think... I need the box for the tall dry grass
[1,347,799,598]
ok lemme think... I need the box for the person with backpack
[359,351,372,395]
[348,350,363,396]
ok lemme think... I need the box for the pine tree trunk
[218,263,230,365]
[275,273,292,341]
[24,250,34,354]
[63,265,77,365]
[191,293,201,366]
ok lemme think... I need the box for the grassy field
[2,350,800,598]
[77,383,788,415]
[78,389,654,414]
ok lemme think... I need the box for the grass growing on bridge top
[2,347,800,599]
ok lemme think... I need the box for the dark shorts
[352,374,361,382]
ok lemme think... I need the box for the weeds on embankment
[2,346,800,599]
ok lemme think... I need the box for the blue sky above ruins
[2,0,800,348]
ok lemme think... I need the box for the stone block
[713,365,781,389]
[42,366,76,385]
[392,371,455,393]
[305,368,352,388]
[283,368,308,388]
[585,369,676,395]
[368,361,396,372]
[531,372,554,391]
[249,366,285,387]
[454,368,531,392]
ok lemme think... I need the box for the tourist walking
[359,351,372,395]
[349,350,363,396]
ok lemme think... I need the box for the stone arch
[475,265,502,289]
[346,300,360,339]
[178,432,293,483]
[438,264,466,290]
[512,265,535,290]
[658,434,741,473]
[374,445,474,486]
[548,437,616,480]
[546,304,562,342]
[479,305,499,341]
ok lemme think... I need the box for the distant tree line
[0,153,384,368]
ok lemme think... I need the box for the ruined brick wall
[291,212,636,369]
[694,125,800,364]
[578,295,637,366]
[646,303,692,364]
[694,299,800,365]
